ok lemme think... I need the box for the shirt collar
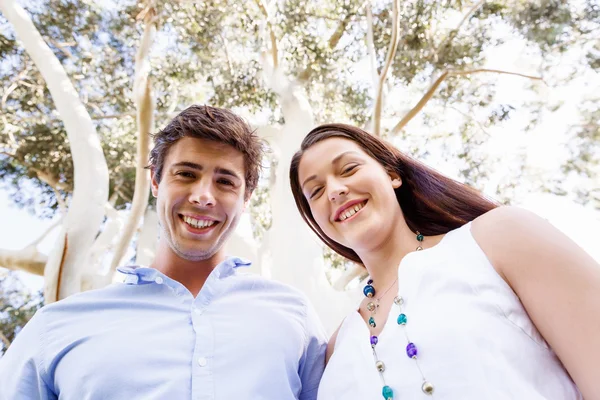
[117,256,252,285]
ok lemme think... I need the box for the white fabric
[318,223,582,399]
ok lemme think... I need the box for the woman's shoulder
[471,206,547,271]
[471,206,541,244]
[473,205,536,226]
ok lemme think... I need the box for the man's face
[151,136,247,262]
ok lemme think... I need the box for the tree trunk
[110,8,156,272]
[0,0,109,302]
[136,209,158,267]
[261,67,354,333]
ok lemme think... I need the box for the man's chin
[174,247,217,262]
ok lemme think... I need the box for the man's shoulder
[41,282,130,313]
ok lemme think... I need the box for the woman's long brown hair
[289,123,499,264]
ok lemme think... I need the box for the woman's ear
[388,171,402,189]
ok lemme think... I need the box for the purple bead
[370,335,378,346]
[406,342,418,358]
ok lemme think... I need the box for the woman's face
[297,137,403,254]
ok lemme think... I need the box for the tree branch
[0,331,11,350]
[110,3,156,272]
[45,36,75,59]
[218,32,235,76]
[328,12,353,49]
[373,0,401,136]
[254,0,278,69]
[0,247,47,276]
[391,68,544,135]
[366,4,378,91]
[449,105,491,137]
[91,112,135,120]
[433,0,485,63]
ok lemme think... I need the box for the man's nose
[189,180,215,207]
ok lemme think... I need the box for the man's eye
[218,178,234,186]
[176,171,195,178]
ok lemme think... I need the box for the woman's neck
[358,218,417,288]
[357,216,445,289]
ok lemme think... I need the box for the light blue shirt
[0,257,327,399]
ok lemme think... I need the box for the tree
[1,0,598,332]
[0,271,43,356]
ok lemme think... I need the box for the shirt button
[154,277,164,284]
[197,357,207,367]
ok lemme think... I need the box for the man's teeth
[183,216,216,229]
[339,202,365,221]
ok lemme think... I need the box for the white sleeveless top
[318,223,582,399]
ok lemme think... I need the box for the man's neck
[150,240,225,297]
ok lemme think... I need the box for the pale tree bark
[0,218,61,275]
[0,331,11,351]
[372,0,401,137]
[136,209,158,266]
[110,4,156,272]
[0,0,109,302]
[259,57,355,334]
[254,0,278,69]
[0,248,47,276]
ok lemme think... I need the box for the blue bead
[363,285,375,298]
[382,385,394,399]
[397,313,407,325]
[369,317,376,327]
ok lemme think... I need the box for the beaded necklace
[363,231,434,399]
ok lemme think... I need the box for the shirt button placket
[191,305,214,400]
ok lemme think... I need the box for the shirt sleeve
[0,308,56,400]
[298,298,328,400]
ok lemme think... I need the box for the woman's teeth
[183,216,216,229]
[339,202,366,221]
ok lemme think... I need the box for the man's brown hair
[149,105,263,199]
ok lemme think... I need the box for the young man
[0,105,327,399]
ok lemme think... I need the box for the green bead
[382,385,394,399]
[416,233,424,242]
[369,317,376,327]
[397,313,407,325]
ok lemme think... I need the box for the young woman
[289,123,600,399]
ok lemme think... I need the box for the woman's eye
[310,187,322,199]
[342,164,357,174]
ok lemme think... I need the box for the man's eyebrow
[170,162,242,180]
[215,167,242,180]
[171,161,203,171]
[301,151,359,189]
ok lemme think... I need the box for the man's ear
[150,169,159,197]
